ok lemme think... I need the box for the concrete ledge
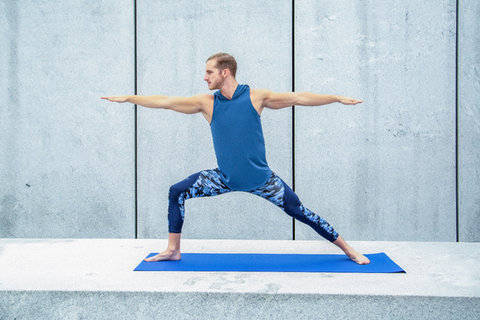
[1,291,479,320]
[1,239,479,319]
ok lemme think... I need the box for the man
[102,53,370,265]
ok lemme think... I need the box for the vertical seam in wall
[134,0,138,239]
[292,0,296,241]
[455,0,459,243]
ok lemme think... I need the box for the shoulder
[192,93,214,106]
[250,88,273,100]
[249,89,274,113]
[193,93,214,100]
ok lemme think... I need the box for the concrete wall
[458,0,480,242]
[0,0,136,238]
[294,0,457,241]
[136,0,293,240]
[1,0,478,242]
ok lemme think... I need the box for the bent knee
[169,184,184,200]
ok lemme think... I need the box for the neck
[219,78,239,100]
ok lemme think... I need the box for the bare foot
[344,248,370,265]
[144,249,181,262]
[333,235,371,265]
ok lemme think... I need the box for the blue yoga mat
[134,252,405,273]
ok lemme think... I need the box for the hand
[338,97,363,105]
[101,96,129,103]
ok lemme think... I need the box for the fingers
[101,96,123,103]
[347,99,362,105]
[341,98,363,105]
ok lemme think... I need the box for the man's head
[204,53,237,90]
[206,53,237,78]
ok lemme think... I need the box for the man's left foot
[346,249,370,265]
[332,235,371,265]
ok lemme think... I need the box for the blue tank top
[210,84,271,191]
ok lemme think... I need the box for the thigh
[183,168,233,200]
[249,172,285,209]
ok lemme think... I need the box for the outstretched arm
[101,94,213,115]
[294,92,362,106]
[253,89,362,111]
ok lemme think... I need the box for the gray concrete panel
[294,1,457,241]
[0,1,135,237]
[458,0,480,242]
[136,0,293,239]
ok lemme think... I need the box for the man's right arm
[101,94,213,116]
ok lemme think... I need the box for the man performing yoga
[102,53,370,265]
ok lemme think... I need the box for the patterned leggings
[168,169,339,242]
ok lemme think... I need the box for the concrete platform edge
[1,290,479,320]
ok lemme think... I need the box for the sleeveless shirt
[210,84,272,191]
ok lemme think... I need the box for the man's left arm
[257,90,362,110]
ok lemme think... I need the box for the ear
[221,68,230,78]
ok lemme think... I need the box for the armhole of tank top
[248,100,261,118]
[210,96,217,126]
[247,90,262,118]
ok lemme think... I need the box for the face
[204,59,225,90]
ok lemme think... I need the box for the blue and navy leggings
[168,169,339,242]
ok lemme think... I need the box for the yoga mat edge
[134,252,405,273]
